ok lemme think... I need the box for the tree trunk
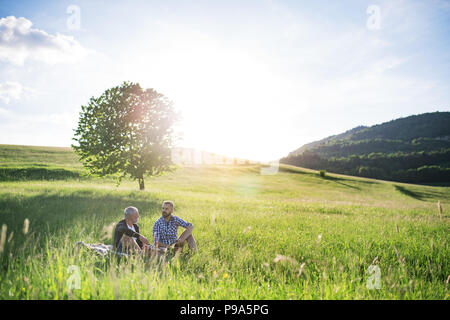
[139,177,145,190]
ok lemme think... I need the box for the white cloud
[0,107,12,117]
[0,106,77,126]
[0,81,22,104]
[0,16,89,65]
[0,81,37,104]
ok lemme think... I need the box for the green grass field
[0,144,448,299]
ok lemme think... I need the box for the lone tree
[72,81,179,190]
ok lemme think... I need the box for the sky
[0,0,449,162]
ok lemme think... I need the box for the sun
[159,45,292,162]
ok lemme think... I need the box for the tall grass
[0,145,449,299]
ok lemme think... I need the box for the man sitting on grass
[152,200,197,253]
[113,206,150,254]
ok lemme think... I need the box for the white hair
[124,206,138,218]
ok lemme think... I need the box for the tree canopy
[72,81,179,189]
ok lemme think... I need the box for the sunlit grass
[0,147,449,299]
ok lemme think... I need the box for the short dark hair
[162,200,174,209]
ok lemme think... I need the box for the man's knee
[121,235,132,246]
[186,234,197,250]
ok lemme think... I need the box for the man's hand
[174,239,182,247]
[155,241,168,248]
[139,235,149,245]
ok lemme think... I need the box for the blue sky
[0,0,449,161]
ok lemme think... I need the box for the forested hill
[288,125,368,157]
[281,111,450,184]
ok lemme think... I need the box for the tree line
[280,148,450,183]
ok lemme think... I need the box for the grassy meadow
[0,144,449,299]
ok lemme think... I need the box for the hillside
[281,111,450,184]
[0,144,83,181]
[288,125,368,157]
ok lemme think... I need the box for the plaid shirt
[152,215,192,246]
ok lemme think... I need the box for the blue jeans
[116,240,123,254]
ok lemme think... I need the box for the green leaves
[72,82,179,189]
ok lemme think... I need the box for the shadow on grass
[393,185,446,201]
[0,167,83,181]
[278,165,378,189]
[321,176,361,190]
[0,192,163,253]
[394,185,424,201]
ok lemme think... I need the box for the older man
[113,206,149,254]
[152,200,197,252]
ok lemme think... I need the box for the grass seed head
[101,222,115,240]
[0,224,7,254]
[298,263,306,277]
[23,218,29,235]
[437,201,442,219]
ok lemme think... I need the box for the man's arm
[174,216,193,229]
[174,216,194,244]
[116,222,148,245]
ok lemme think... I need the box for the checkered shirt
[152,215,192,246]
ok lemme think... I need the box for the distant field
[0,144,83,181]
[0,144,448,299]
[0,144,81,167]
